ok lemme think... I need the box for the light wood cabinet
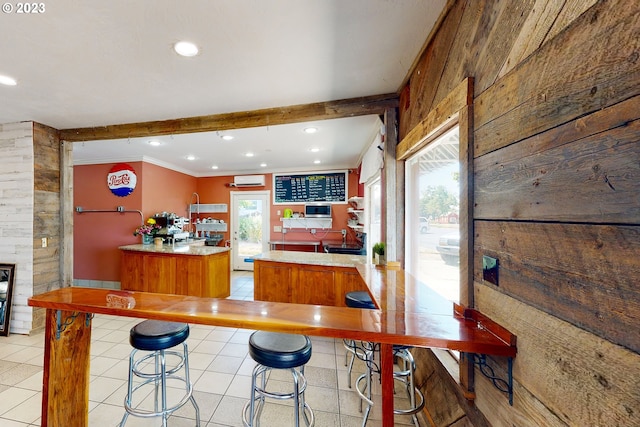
[254,259,366,307]
[121,249,230,298]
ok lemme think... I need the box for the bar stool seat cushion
[249,331,312,369]
[129,320,189,351]
[345,291,376,309]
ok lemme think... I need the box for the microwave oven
[304,203,332,218]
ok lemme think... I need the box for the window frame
[396,77,474,394]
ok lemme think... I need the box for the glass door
[231,191,270,270]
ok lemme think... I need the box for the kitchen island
[252,250,367,306]
[119,243,230,298]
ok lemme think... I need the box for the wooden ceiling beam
[59,93,399,142]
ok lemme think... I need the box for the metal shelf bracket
[55,310,93,340]
[470,353,514,405]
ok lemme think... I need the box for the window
[366,174,382,255]
[405,126,460,302]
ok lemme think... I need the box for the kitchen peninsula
[119,243,230,298]
[253,250,368,306]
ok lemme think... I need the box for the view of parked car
[419,217,430,233]
[436,232,459,265]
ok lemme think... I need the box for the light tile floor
[0,271,426,426]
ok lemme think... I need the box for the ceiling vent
[230,175,266,187]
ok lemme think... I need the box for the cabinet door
[120,252,145,292]
[294,265,337,306]
[145,255,176,295]
[176,256,203,296]
[254,262,292,303]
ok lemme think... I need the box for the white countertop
[119,243,230,256]
[252,250,367,268]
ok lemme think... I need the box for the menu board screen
[273,171,347,204]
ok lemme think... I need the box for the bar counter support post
[42,308,92,427]
[380,343,394,427]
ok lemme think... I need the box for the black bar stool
[343,291,377,388]
[120,320,200,427]
[242,331,314,426]
[345,291,425,426]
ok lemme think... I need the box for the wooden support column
[380,342,395,427]
[42,308,92,427]
[382,107,402,264]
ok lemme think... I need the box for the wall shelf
[281,218,332,229]
[189,203,228,214]
[195,223,228,232]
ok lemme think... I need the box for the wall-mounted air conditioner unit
[231,175,266,187]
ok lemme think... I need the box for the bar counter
[28,261,517,427]
[119,243,230,298]
[252,249,366,268]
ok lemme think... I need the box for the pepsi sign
[107,163,137,197]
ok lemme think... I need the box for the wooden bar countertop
[28,264,516,357]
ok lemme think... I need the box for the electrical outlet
[311,229,316,234]
[274,225,282,232]
[41,237,48,248]
[482,255,499,286]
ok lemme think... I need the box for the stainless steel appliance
[304,203,331,218]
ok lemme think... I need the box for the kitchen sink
[324,244,366,255]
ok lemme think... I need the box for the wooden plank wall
[32,123,62,331]
[398,0,639,426]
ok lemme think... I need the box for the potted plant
[372,242,385,265]
[133,218,161,244]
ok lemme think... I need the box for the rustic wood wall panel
[474,0,640,156]
[401,0,466,137]
[497,0,566,79]
[475,115,640,223]
[475,284,639,426]
[32,122,61,331]
[397,0,639,425]
[474,220,640,353]
[448,0,534,96]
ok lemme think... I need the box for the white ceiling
[0,0,445,176]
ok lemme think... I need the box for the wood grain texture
[397,78,472,160]
[475,284,639,427]
[497,0,567,79]
[401,0,466,136]
[120,250,230,298]
[255,260,368,307]
[474,0,640,154]
[474,220,640,353]
[33,122,62,331]
[475,114,640,223]
[43,309,91,427]
[59,94,398,142]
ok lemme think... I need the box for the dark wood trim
[59,93,399,142]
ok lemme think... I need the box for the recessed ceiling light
[186,155,196,161]
[221,135,234,141]
[148,140,161,146]
[260,163,267,167]
[313,160,321,164]
[174,41,199,57]
[245,152,254,157]
[303,127,318,134]
[309,147,320,153]
[0,75,17,86]
[211,165,219,170]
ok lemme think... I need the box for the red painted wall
[74,164,362,281]
[73,162,197,281]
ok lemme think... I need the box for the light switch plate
[482,255,499,286]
